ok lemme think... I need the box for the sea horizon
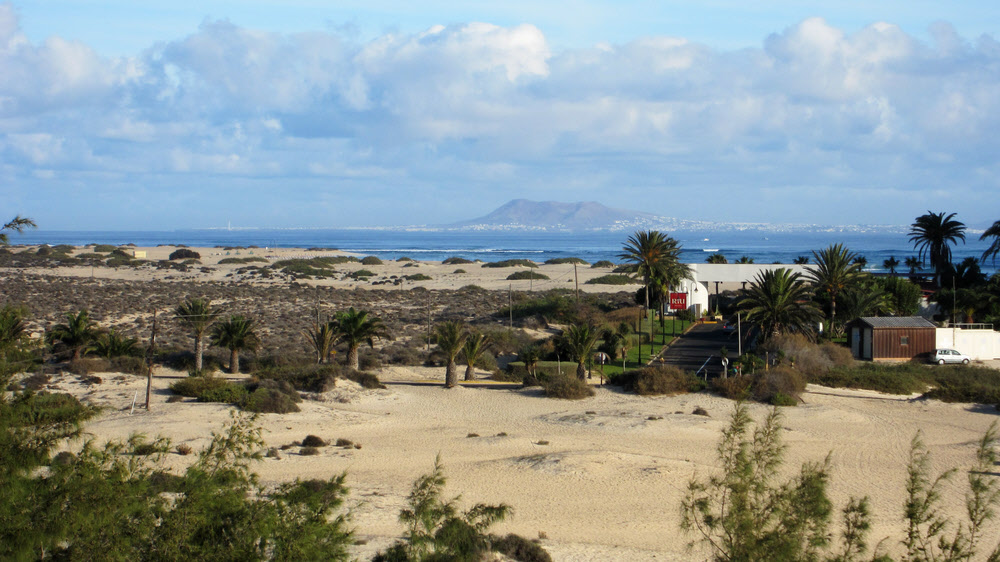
[10,228,997,275]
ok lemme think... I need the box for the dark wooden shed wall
[870,327,935,360]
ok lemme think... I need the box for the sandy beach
[4,244,1000,560]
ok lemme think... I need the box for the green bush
[302,435,327,447]
[542,375,594,399]
[443,257,474,265]
[110,356,148,376]
[196,383,250,405]
[341,369,386,389]
[621,366,705,395]
[360,256,383,265]
[168,249,200,260]
[591,260,615,268]
[585,274,634,285]
[507,271,549,281]
[490,534,552,562]
[544,257,588,265]
[347,269,375,280]
[169,376,230,398]
[710,376,753,400]
[752,367,806,404]
[396,256,414,262]
[93,244,115,253]
[483,259,537,268]
[256,364,340,393]
[242,387,300,413]
[404,273,432,281]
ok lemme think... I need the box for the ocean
[11,228,997,275]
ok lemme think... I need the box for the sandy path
[41,369,1000,561]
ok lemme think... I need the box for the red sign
[669,293,687,310]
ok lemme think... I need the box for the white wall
[935,328,1000,360]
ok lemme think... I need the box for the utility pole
[145,309,157,410]
[574,263,579,304]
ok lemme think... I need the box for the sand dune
[34,366,1000,561]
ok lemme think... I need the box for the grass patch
[585,274,634,285]
[507,271,549,281]
[483,259,538,268]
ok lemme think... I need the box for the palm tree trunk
[73,346,82,361]
[348,346,360,370]
[576,361,586,380]
[464,363,476,381]
[195,336,204,371]
[445,360,458,388]
[230,349,239,374]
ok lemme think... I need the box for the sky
[2,1,999,230]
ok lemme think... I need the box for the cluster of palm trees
[432,321,494,388]
[739,211,1000,342]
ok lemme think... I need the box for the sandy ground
[36,367,1000,561]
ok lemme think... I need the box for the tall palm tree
[883,256,900,276]
[303,321,339,364]
[807,244,863,332]
[210,315,260,374]
[852,256,868,269]
[905,257,922,276]
[738,269,822,341]
[334,308,387,371]
[560,323,601,380]
[980,220,1000,263]
[460,332,491,382]
[0,215,35,245]
[909,211,966,284]
[618,231,682,312]
[47,310,101,360]
[517,345,541,378]
[706,253,728,264]
[175,298,221,372]
[435,321,468,388]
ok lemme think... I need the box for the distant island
[438,199,908,234]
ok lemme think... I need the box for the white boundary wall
[935,328,1000,360]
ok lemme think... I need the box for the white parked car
[931,349,971,365]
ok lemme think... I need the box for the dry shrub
[175,444,192,455]
[765,334,853,377]
[711,376,753,400]
[624,366,706,396]
[20,373,50,391]
[302,435,327,447]
[491,534,552,562]
[752,367,806,404]
[169,376,229,398]
[241,388,300,414]
[110,355,148,376]
[334,438,354,448]
[68,357,111,376]
[300,446,320,456]
[542,375,594,400]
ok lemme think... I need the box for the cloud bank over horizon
[2,3,998,230]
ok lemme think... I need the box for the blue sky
[2,1,999,230]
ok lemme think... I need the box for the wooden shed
[847,316,936,361]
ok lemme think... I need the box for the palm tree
[706,253,728,264]
[94,329,139,358]
[852,256,868,269]
[807,244,863,332]
[909,211,966,285]
[618,231,682,312]
[517,345,542,378]
[738,269,822,341]
[0,215,35,245]
[334,308,387,371]
[460,332,491,382]
[175,298,221,372]
[883,256,900,276]
[905,257,922,276]
[210,315,260,374]
[559,323,601,380]
[980,220,1000,263]
[0,304,28,357]
[793,256,810,265]
[303,321,339,364]
[48,310,101,360]
[736,256,755,264]
[435,321,468,388]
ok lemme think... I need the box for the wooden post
[145,309,157,410]
[574,263,579,304]
[509,284,513,331]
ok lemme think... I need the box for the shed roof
[852,316,936,329]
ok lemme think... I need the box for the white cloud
[2,8,999,227]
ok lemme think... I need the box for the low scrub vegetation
[442,256,474,265]
[541,374,594,399]
[507,271,549,281]
[544,257,588,265]
[591,260,615,268]
[616,366,706,396]
[483,259,538,268]
[585,274,634,285]
[218,257,268,265]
